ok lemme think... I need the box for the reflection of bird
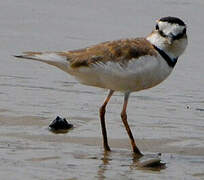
[14,16,187,155]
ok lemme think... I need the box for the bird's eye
[159,30,167,38]
[155,24,159,30]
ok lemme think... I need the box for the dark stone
[49,116,73,133]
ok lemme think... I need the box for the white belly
[69,55,172,92]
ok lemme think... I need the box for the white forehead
[158,21,185,36]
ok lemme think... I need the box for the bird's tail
[14,51,69,72]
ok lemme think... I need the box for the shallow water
[0,0,204,179]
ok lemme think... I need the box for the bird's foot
[104,145,111,152]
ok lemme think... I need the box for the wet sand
[1,0,204,179]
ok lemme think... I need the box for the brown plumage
[19,38,157,69]
[65,38,157,68]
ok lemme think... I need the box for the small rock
[49,116,73,133]
[136,153,165,169]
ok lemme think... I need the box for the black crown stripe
[159,17,186,26]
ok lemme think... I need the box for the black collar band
[153,45,178,68]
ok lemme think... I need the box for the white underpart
[73,55,172,92]
[21,52,172,92]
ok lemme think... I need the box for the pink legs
[99,90,142,155]
[121,92,142,155]
[99,90,114,151]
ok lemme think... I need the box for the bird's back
[14,38,172,92]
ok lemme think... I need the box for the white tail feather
[14,52,70,73]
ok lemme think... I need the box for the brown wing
[59,38,157,68]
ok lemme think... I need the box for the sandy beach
[0,0,204,179]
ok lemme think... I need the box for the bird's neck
[146,33,178,61]
[152,44,178,68]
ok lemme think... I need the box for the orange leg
[121,92,142,155]
[99,90,114,151]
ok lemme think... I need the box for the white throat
[146,32,187,60]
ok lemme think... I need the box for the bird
[14,16,188,156]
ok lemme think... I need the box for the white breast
[71,55,173,92]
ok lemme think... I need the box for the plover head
[147,16,188,60]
